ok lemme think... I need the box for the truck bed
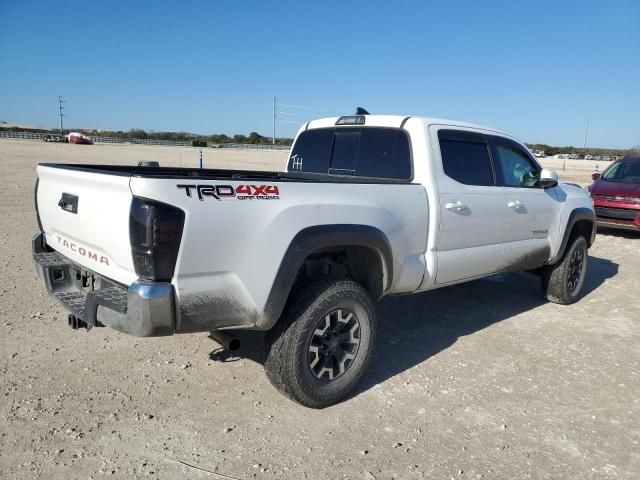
[36,161,428,334]
[39,163,412,184]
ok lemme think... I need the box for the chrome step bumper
[33,233,175,337]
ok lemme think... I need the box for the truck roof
[305,114,508,136]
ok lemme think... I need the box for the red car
[589,154,640,231]
[67,132,94,145]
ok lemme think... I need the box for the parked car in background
[67,132,94,145]
[589,155,640,231]
[42,134,65,143]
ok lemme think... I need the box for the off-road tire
[541,235,588,305]
[264,278,376,408]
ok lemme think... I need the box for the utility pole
[272,95,277,145]
[58,96,66,135]
[582,98,596,171]
[582,98,591,149]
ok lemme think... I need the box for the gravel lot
[0,139,638,479]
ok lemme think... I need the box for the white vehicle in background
[42,134,65,143]
[33,111,596,407]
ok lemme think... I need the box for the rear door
[36,165,137,285]
[431,128,511,284]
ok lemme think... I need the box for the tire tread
[264,278,376,408]
[541,235,588,305]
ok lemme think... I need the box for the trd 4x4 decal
[177,184,280,201]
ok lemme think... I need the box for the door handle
[445,201,468,212]
[507,200,522,209]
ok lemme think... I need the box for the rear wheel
[541,235,588,305]
[264,278,376,408]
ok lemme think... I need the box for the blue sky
[1,0,638,148]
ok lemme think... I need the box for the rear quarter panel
[130,177,428,331]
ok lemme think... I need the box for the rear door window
[438,130,495,186]
[289,127,412,180]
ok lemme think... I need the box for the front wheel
[541,235,588,305]
[264,278,376,408]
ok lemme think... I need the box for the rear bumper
[33,233,175,337]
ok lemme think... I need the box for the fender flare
[253,224,393,330]
[547,207,596,265]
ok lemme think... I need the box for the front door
[490,135,559,269]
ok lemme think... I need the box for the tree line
[525,143,636,158]
[114,129,293,145]
[0,126,293,146]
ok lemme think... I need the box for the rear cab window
[288,128,333,174]
[288,127,412,180]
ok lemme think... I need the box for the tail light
[129,197,185,281]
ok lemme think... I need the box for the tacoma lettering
[56,235,109,265]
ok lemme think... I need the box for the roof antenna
[355,107,370,115]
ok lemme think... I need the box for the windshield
[601,161,640,183]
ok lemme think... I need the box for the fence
[217,143,290,151]
[0,131,43,140]
[91,136,192,147]
[0,130,291,150]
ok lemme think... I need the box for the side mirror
[539,168,558,188]
[591,172,602,181]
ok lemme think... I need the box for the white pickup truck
[33,113,596,407]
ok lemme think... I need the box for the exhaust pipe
[68,314,88,330]
[209,331,241,352]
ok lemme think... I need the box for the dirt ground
[0,139,638,479]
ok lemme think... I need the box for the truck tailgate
[36,165,137,285]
